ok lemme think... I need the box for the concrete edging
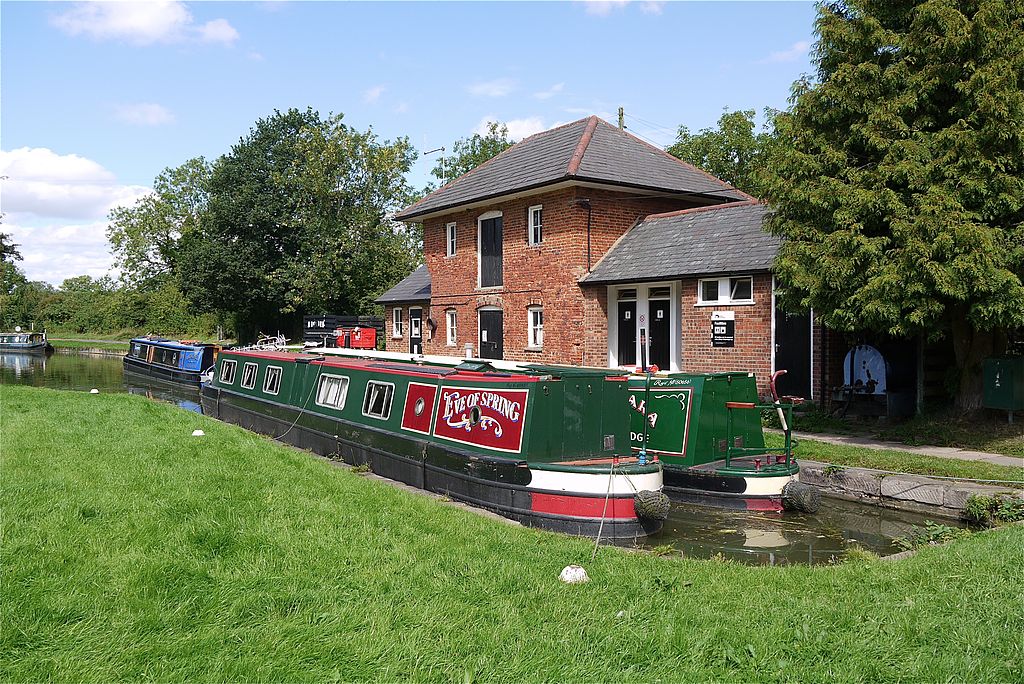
[799,460,1024,519]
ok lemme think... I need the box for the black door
[478,309,503,359]
[775,308,811,399]
[617,300,636,367]
[480,216,503,287]
[648,299,670,370]
[409,307,422,354]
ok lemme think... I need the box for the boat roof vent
[455,360,496,373]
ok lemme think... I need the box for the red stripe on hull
[531,493,637,519]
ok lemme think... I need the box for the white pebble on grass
[559,565,589,584]
[192,429,205,437]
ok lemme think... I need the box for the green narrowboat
[628,370,817,512]
[200,348,669,541]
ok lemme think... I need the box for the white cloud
[533,82,565,100]
[197,18,239,45]
[51,1,239,46]
[5,220,116,285]
[114,103,175,127]
[473,116,565,142]
[759,40,812,64]
[580,1,629,17]
[0,147,151,222]
[363,85,386,104]
[640,2,665,14]
[467,78,517,97]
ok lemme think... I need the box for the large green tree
[764,0,1024,411]
[176,108,419,340]
[429,121,512,186]
[667,109,777,196]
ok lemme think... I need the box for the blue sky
[1,1,817,284]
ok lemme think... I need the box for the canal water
[3,350,953,565]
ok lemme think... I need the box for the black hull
[124,356,204,386]
[663,465,788,511]
[201,386,661,542]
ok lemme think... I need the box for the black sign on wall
[711,318,735,347]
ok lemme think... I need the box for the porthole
[414,397,425,416]
[469,406,482,425]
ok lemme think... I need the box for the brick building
[377,116,816,400]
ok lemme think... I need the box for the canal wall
[799,460,1024,520]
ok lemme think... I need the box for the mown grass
[3,385,1023,682]
[50,339,129,352]
[769,433,1024,483]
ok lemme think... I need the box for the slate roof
[581,201,779,285]
[375,264,431,303]
[394,116,747,221]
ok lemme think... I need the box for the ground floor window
[527,306,543,349]
[697,275,754,305]
[446,309,457,346]
[392,308,403,337]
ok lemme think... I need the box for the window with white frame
[263,366,282,395]
[446,309,457,346]
[362,381,395,420]
[392,307,403,337]
[240,362,259,389]
[527,306,544,349]
[446,222,457,257]
[528,205,543,246]
[219,359,237,384]
[315,374,350,409]
[697,276,754,305]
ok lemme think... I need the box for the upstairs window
[392,308,404,338]
[263,366,282,395]
[527,306,544,349]
[315,374,350,409]
[528,205,543,246]
[446,309,457,346]
[446,222,457,257]
[240,362,259,389]
[362,381,395,420]
[219,359,237,384]
[697,276,755,305]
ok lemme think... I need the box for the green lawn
[50,339,129,352]
[3,385,1022,682]
[767,433,1024,483]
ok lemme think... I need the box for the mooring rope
[591,461,616,560]
[276,363,325,441]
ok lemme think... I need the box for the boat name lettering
[442,390,521,422]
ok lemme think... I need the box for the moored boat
[628,370,818,512]
[123,336,219,386]
[200,348,669,541]
[0,329,52,353]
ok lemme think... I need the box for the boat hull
[201,385,663,542]
[663,463,798,512]
[0,342,50,354]
[124,355,204,386]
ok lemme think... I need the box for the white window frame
[315,374,350,410]
[696,276,755,306]
[219,359,237,384]
[446,221,457,257]
[409,307,422,339]
[240,362,259,390]
[392,307,404,338]
[446,309,457,347]
[527,205,543,246]
[606,281,682,372]
[527,306,544,349]
[362,380,395,420]
[263,366,283,395]
[476,210,503,289]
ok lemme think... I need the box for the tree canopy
[430,122,513,186]
[667,109,777,196]
[763,0,1024,409]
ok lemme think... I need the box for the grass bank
[49,338,129,352]
[3,385,1022,682]
[767,433,1024,483]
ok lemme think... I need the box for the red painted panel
[401,382,438,435]
[531,493,637,519]
[433,386,529,453]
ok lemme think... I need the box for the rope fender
[634,489,671,521]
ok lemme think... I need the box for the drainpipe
[573,198,593,272]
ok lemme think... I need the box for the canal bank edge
[799,460,1024,519]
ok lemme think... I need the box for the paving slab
[788,431,1023,469]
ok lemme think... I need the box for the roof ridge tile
[566,116,599,176]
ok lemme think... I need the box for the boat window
[362,381,395,420]
[131,342,149,358]
[263,366,283,395]
[240,362,259,389]
[219,359,237,384]
[315,374,350,409]
[152,347,180,367]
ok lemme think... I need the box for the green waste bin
[983,357,1024,421]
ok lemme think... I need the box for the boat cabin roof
[130,336,213,351]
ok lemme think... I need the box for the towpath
[786,430,1022,469]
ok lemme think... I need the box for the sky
[1,0,817,286]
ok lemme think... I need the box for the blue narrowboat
[0,329,52,353]
[123,336,219,386]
